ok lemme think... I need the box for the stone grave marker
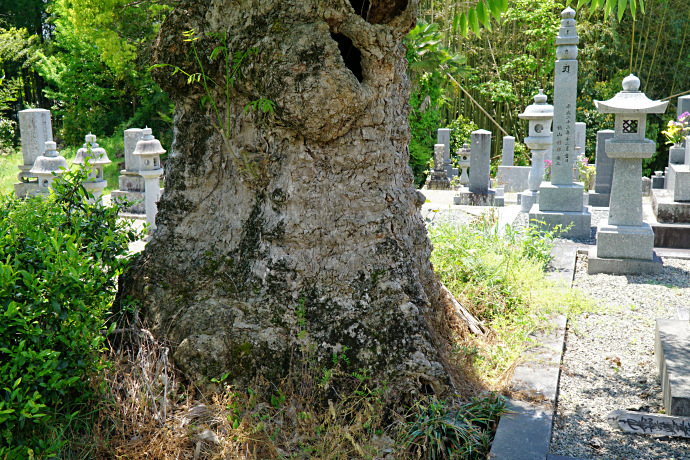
[111,128,146,214]
[437,128,457,178]
[424,144,452,190]
[502,135,515,166]
[528,7,591,237]
[15,109,53,197]
[454,129,503,206]
[589,129,615,206]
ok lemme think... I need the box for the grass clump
[429,210,593,386]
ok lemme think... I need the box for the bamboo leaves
[576,0,644,20]
[453,0,506,38]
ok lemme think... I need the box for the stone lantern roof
[519,90,554,120]
[594,75,668,114]
[74,133,111,167]
[30,141,68,175]
[132,127,166,160]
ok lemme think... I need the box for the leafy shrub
[0,118,16,152]
[0,167,141,456]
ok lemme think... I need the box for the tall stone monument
[528,7,591,238]
[502,136,515,166]
[15,109,53,197]
[111,128,146,215]
[588,74,667,275]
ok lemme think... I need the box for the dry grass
[84,319,502,459]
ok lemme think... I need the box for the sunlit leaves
[576,0,644,20]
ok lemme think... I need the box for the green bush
[0,167,141,456]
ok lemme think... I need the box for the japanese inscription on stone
[608,410,690,438]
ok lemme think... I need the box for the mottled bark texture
[121,0,469,398]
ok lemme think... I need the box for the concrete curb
[490,243,590,460]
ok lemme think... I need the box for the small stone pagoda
[518,90,553,213]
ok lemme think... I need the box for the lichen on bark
[120,0,472,399]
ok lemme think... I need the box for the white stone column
[502,136,515,166]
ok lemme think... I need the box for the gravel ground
[549,253,690,459]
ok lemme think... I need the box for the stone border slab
[655,319,690,416]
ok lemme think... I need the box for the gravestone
[678,95,690,120]
[528,7,591,238]
[655,319,690,416]
[424,144,452,190]
[437,128,457,178]
[132,127,166,229]
[72,133,111,204]
[588,74,667,275]
[111,128,146,214]
[15,109,53,197]
[496,135,530,192]
[652,133,690,224]
[454,129,502,206]
[457,143,470,186]
[30,141,67,195]
[502,136,515,166]
[589,129,615,206]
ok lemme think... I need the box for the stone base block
[587,246,662,275]
[14,181,38,198]
[443,164,458,178]
[519,190,538,213]
[656,319,690,416]
[588,191,610,207]
[111,190,146,214]
[595,223,655,260]
[528,205,592,238]
[454,189,503,207]
[119,172,145,192]
[668,164,690,201]
[425,180,452,190]
[496,166,530,193]
[651,188,690,223]
[537,183,585,212]
[643,201,690,248]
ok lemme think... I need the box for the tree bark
[120,0,471,398]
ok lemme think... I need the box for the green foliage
[0,166,141,456]
[429,212,591,382]
[447,114,479,158]
[404,395,506,459]
[406,22,467,187]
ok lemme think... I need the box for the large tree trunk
[121,0,472,398]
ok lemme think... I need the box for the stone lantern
[30,141,68,195]
[518,90,554,212]
[73,133,111,204]
[457,143,471,186]
[132,127,165,229]
[589,74,668,274]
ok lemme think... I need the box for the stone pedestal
[111,128,146,214]
[15,109,53,197]
[669,144,685,166]
[589,129,615,206]
[424,144,451,190]
[655,319,690,416]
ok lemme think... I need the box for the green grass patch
[429,210,594,386]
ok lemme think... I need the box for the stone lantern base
[587,223,663,275]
